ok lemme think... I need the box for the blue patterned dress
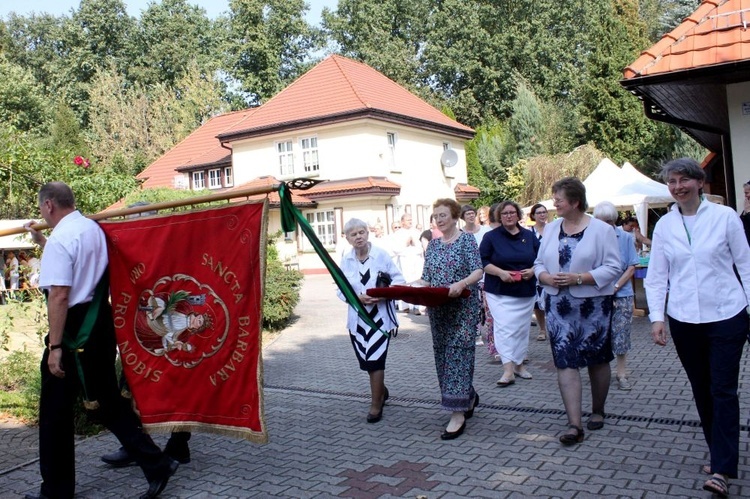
[544,229,614,369]
[422,232,483,411]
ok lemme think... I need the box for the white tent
[0,220,35,251]
[528,159,723,237]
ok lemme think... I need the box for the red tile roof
[303,176,401,201]
[136,109,255,188]
[624,0,750,79]
[454,183,481,201]
[219,55,474,141]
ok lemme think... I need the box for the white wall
[728,81,750,211]
[230,117,472,270]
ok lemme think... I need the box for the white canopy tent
[0,220,35,251]
[528,159,723,237]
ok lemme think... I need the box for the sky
[0,0,338,25]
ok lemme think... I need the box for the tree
[0,56,51,133]
[224,0,321,104]
[322,0,429,87]
[576,0,672,168]
[85,64,226,175]
[128,0,218,87]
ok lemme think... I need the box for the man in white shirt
[24,182,178,499]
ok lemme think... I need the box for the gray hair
[39,181,75,208]
[343,218,368,235]
[593,201,618,222]
[660,157,706,184]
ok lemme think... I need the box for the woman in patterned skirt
[411,199,483,440]
[339,218,404,423]
[534,178,620,445]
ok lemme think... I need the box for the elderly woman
[411,198,483,440]
[529,203,549,341]
[480,201,539,386]
[645,158,750,498]
[534,177,620,445]
[593,202,639,391]
[338,218,405,423]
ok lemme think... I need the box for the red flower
[74,156,91,168]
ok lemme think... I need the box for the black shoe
[101,447,136,467]
[586,410,605,431]
[139,458,179,499]
[464,393,480,419]
[440,421,466,440]
[366,409,383,423]
[559,425,584,445]
[164,443,191,464]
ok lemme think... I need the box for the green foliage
[0,351,41,422]
[262,233,303,331]
[0,123,140,218]
[508,77,543,163]
[225,0,321,105]
[0,56,51,132]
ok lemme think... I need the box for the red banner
[100,202,268,443]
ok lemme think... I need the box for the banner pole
[0,184,281,237]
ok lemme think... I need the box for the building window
[192,171,205,189]
[208,168,222,189]
[301,136,319,172]
[443,141,452,150]
[304,210,336,249]
[386,132,398,171]
[277,140,294,176]
[224,167,233,187]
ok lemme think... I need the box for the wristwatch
[576,273,583,285]
[49,343,62,351]
[614,283,620,291]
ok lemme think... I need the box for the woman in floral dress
[412,198,483,440]
[534,178,620,445]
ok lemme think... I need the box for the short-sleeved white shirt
[39,211,108,307]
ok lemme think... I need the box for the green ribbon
[278,183,389,337]
[60,272,109,407]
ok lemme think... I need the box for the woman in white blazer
[534,177,620,445]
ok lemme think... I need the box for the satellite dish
[440,149,458,168]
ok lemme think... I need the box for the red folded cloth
[366,285,470,307]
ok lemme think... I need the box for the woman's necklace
[442,229,460,244]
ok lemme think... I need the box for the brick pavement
[2,274,750,497]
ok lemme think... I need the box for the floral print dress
[544,229,614,369]
[422,232,482,411]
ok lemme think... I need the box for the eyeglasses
[392,225,401,229]
[500,211,518,217]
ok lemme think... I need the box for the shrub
[263,234,303,331]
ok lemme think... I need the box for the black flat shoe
[586,410,605,431]
[440,421,466,440]
[139,458,179,499]
[464,393,480,419]
[366,409,383,423]
[559,425,584,445]
[101,446,136,467]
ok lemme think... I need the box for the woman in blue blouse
[480,201,540,386]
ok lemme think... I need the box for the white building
[135,55,479,271]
